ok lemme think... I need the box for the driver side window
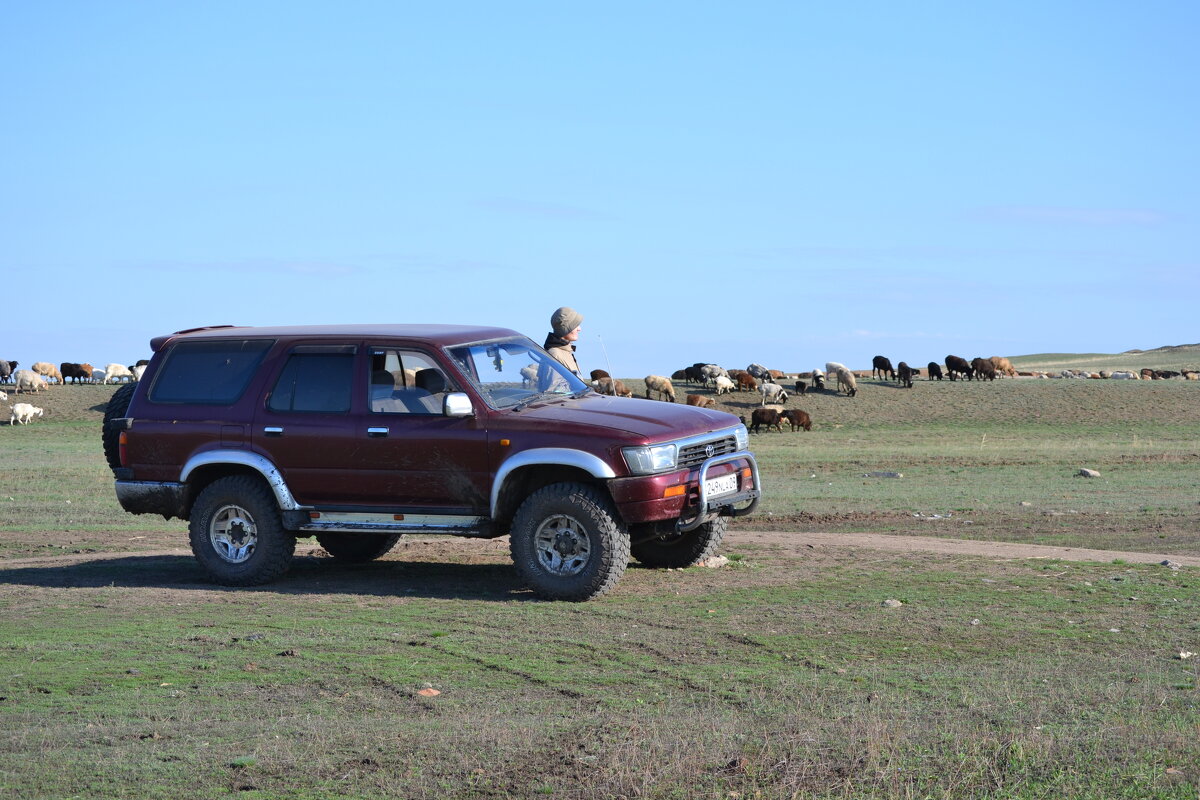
[368,348,453,415]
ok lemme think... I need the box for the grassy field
[1,377,1198,798]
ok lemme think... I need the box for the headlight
[734,424,749,451]
[622,443,678,475]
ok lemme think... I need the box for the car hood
[507,393,739,441]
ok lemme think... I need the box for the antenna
[596,334,614,378]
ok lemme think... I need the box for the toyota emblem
[705,444,715,458]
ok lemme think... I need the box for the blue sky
[4,2,1197,377]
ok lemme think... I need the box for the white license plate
[704,473,738,498]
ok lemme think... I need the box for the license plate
[704,473,738,498]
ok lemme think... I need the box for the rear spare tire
[509,482,629,601]
[101,382,138,473]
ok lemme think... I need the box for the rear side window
[148,339,274,405]
[268,346,356,413]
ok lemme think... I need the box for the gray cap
[551,306,583,336]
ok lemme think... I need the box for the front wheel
[316,532,402,562]
[631,516,727,568]
[509,482,630,601]
[188,475,295,586]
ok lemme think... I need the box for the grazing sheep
[519,363,538,388]
[971,357,997,381]
[825,362,847,378]
[989,356,1018,377]
[780,408,812,432]
[927,362,943,381]
[736,373,758,392]
[592,376,633,397]
[793,379,807,395]
[10,402,44,425]
[896,362,914,388]
[0,360,14,383]
[768,370,787,380]
[810,369,825,391]
[1109,371,1139,380]
[132,364,147,381]
[872,356,895,380]
[104,363,135,384]
[944,355,973,381]
[746,363,770,380]
[833,366,857,397]
[759,382,788,406]
[683,364,707,385]
[12,369,47,394]
[60,362,94,384]
[749,407,783,433]
[711,375,735,395]
[685,393,715,408]
[644,374,676,402]
[32,362,63,385]
[699,364,729,381]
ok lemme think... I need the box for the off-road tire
[101,382,138,473]
[316,532,402,562]
[188,475,295,586]
[630,516,727,568]
[509,482,630,601]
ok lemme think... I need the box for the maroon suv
[105,324,760,600]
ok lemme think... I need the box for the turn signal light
[663,485,686,499]
[118,431,128,467]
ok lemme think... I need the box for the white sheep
[644,374,676,402]
[712,375,735,395]
[834,366,858,397]
[759,382,788,406]
[12,369,47,394]
[699,364,729,381]
[0,390,6,403]
[132,364,148,381]
[1109,371,1139,379]
[104,363,134,384]
[746,363,770,380]
[10,402,44,425]
[825,362,847,377]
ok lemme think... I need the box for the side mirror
[443,392,474,418]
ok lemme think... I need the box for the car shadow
[0,553,541,601]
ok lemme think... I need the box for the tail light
[118,431,128,467]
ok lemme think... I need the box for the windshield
[448,337,589,410]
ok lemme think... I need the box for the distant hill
[1011,344,1200,373]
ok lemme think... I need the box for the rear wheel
[315,532,402,562]
[631,516,727,568]
[188,475,295,586]
[101,382,138,473]
[509,482,629,601]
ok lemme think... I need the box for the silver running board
[296,511,489,535]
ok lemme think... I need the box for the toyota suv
[105,324,760,600]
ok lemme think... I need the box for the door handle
[263,427,284,437]
[367,427,390,438]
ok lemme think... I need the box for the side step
[288,510,493,537]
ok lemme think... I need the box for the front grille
[677,435,738,469]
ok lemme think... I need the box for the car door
[347,346,490,514]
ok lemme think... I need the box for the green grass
[1,378,1198,797]
[0,550,1196,798]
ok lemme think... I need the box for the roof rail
[171,325,238,335]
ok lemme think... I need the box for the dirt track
[3,529,1196,569]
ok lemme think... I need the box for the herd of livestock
[0,359,146,393]
[583,354,1199,435]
